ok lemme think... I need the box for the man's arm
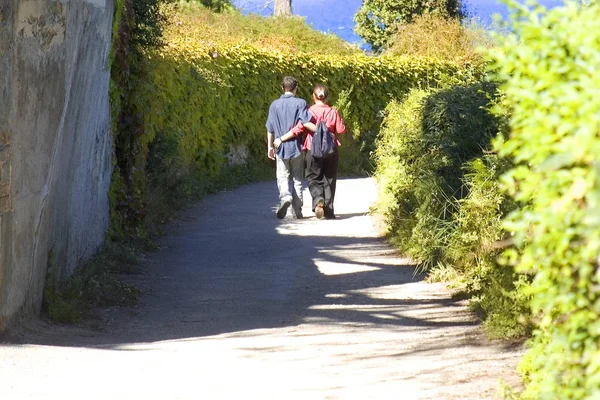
[273,122,317,149]
[274,103,317,148]
[302,122,317,133]
[267,131,275,160]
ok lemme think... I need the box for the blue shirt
[266,93,312,160]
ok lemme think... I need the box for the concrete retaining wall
[0,0,114,330]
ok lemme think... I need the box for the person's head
[313,84,329,103]
[282,76,298,93]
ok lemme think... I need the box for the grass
[42,240,146,323]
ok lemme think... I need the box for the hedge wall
[374,82,500,267]
[144,43,468,170]
[373,82,531,339]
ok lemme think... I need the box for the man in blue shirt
[266,76,316,219]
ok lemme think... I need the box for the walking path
[0,178,522,399]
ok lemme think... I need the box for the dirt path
[0,178,522,399]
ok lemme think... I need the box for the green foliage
[354,0,465,51]
[387,15,494,66]
[109,0,171,237]
[374,82,500,268]
[42,243,141,323]
[173,3,360,55]
[130,0,169,49]
[181,0,233,12]
[150,26,470,174]
[447,156,530,339]
[488,1,600,397]
[373,80,535,340]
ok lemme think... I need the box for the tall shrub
[446,155,530,338]
[489,1,600,397]
[374,82,500,267]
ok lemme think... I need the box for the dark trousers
[305,149,339,218]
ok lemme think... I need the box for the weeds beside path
[0,178,522,399]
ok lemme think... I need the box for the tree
[274,0,292,16]
[354,0,465,52]
[185,0,233,12]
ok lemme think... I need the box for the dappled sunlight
[275,215,377,238]
[314,258,381,276]
[325,293,348,299]
[350,282,452,301]
[305,295,474,327]
[319,251,412,267]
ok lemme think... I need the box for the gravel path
[0,178,523,399]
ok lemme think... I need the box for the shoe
[277,199,291,219]
[314,199,325,219]
[324,208,336,220]
[293,209,303,220]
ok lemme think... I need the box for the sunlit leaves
[490,1,600,398]
[354,0,465,52]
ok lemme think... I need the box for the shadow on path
[6,178,480,350]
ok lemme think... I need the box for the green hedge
[446,155,530,339]
[374,82,500,267]
[373,81,533,339]
[489,1,600,397]
[143,44,469,172]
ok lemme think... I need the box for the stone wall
[0,0,114,330]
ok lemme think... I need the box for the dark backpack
[311,111,337,159]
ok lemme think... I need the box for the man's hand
[268,147,275,160]
[273,138,282,149]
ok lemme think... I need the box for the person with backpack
[303,84,346,219]
[267,76,317,219]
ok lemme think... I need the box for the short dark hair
[282,76,298,92]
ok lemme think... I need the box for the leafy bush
[375,89,430,251]
[374,82,500,268]
[354,0,465,51]
[145,28,467,173]
[387,15,494,66]
[488,1,600,397]
[374,79,532,340]
[131,0,169,48]
[446,156,530,339]
[182,0,233,12]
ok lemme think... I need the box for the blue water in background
[233,0,561,46]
